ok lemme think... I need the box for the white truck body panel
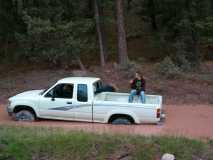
[7,77,163,124]
[93,92,162,123]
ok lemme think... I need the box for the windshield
[39,89,47,95]
[40,82,56,95]
[39,85,52,95]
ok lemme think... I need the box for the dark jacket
[131,78,145,92]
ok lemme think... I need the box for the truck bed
[94,92,162,105]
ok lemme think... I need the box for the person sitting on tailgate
[128,71,146,103]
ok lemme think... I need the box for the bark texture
[94,0,107,67]
[116,0,129,67]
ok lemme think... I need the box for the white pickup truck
[7,77,163,124]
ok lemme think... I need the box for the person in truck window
[62,84,73,98]
[128,71,146,103]
[95,82,118,94]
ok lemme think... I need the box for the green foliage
[15,4,95,66]
[170,41,195,72]
[0,126,213,160]
[173,54,192,72]
[129,0,213,65]
[0,1,24,41]
[1,0,213,67]
[0,0,96,66]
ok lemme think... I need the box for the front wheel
[14,110,36,122]
[111,117,132,125]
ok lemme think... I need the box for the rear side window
[93,81,103,94]
[77,84,88,102]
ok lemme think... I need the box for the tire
[111,117,132,125]
[14,110,36,122]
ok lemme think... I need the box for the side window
[77,84,88,102]
[45,84,73,99]
[93,82,98,94]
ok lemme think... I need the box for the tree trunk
[12,0,23,14]
[16,0,23,14]
[87,0,94,18]
[4,40,8,58]
[74,54,86,71]
[94,0,107,67]
[127,0,132,11]
[77,57,86,71]
[150,13,157,30]
[116,0,129,67]
[191,28,200,67]
[148,0,158,30]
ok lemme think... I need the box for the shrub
[171,41,199,72]
[155,56,181,79]
[173,54,192,72]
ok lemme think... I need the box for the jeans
[128,90,145,103]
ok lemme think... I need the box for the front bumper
[7,105,13,116]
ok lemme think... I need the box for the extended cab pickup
[7,77,163,124]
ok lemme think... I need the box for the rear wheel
[14,110,36,122]
[110,116,134,125]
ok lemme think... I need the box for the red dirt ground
[1,104,213,139]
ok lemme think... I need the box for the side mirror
[51,97,55,101]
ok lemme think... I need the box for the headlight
[6,100,13,116]
[7,100,11,107]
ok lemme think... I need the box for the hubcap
[16,111,34,121]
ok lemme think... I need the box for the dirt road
[1,104,213,139]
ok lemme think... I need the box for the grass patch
[0,126,213,160]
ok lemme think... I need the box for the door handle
[66,102,72,104]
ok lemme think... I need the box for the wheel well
[108,114,135,123]
[14,105,37,117]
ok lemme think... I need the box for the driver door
[38,83,76,120]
